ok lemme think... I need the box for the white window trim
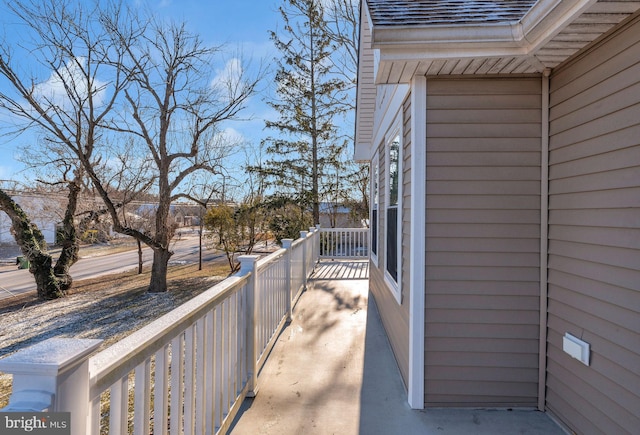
[384,117,402,304]
[371,153,379,266]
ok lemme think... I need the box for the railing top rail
[319,227,368,232]
[256,248,286,270]
[89,273,249,396]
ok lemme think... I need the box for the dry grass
[0,260,232,409]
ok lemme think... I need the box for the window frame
[370,153,379,265]
[384,118,402,304]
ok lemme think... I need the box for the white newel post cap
[282,239,293,249]
[0,338,102,378]
[0,337,102,432]
[238,254,260,274]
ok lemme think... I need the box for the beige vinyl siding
[355,10,376,153]
[546,14,640,435]
[402,91,412,309]
[369,93,412,386]
[425,77,541,406]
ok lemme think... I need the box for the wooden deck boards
[311,260,370,280]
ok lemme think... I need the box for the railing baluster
[170,334,184,435]
[237,286,246,395]
[195,317,206,434]
[214,304,223,428]
[223,298,231,414]
[184,326,196,435]
[133,359,151,435]
[230,291,238,398]
[155,345,170,435]
[205,310,215,435]
[109,376,128,435]
[318,228,369,259]
[88,394,101,435]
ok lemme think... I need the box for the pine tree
[261,0,348,225]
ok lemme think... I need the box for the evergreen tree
[261,0,347,225]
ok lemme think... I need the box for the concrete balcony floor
[230,260,565,435]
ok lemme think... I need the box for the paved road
[0,235,223,300]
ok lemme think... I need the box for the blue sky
[0,0,283,184]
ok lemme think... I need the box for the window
[371,156,379,262]
[386,134,400,282]
[385,126,401,302]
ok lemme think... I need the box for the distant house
[318,202,364,228]
[135,203,201,228]
[356,1,640,434]
[0,193,60,246]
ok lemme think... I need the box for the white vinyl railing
[0,227,322,435]
[319,228,369,259]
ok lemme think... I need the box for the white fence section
[288,238,305,305]
[0,228,321,435]
[319,228,369,259]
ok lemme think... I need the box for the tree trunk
[148,247,172,292]
[198,227,203,271]
[53,180,81,290]
[137,239,143,274]
[30,254,64,299]
[0,189,64,299]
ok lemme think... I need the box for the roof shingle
[367,0,538,26]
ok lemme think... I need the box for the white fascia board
[373,23,526,48]
[521,0,598,51]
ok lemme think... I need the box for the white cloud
[33,57,107,111]
[211,58,244,97]
[216,127,245,146]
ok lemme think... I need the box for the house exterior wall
[546,14,640,435]
[424,77,542,406]
[0,194,60,246]
[369,90,412,386]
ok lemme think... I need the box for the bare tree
[89,16,261,292]
[0,0,138,298]
[325,0,358,112]
[0,1,260,294]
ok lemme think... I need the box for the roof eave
[370,0,598,82]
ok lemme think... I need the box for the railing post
[282,239,293,321]
[300,230,309,285]
[314,225,321,264]
[0,337,102,435]
[239,254,260,397]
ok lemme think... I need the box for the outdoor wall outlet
[563,333,590,366]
